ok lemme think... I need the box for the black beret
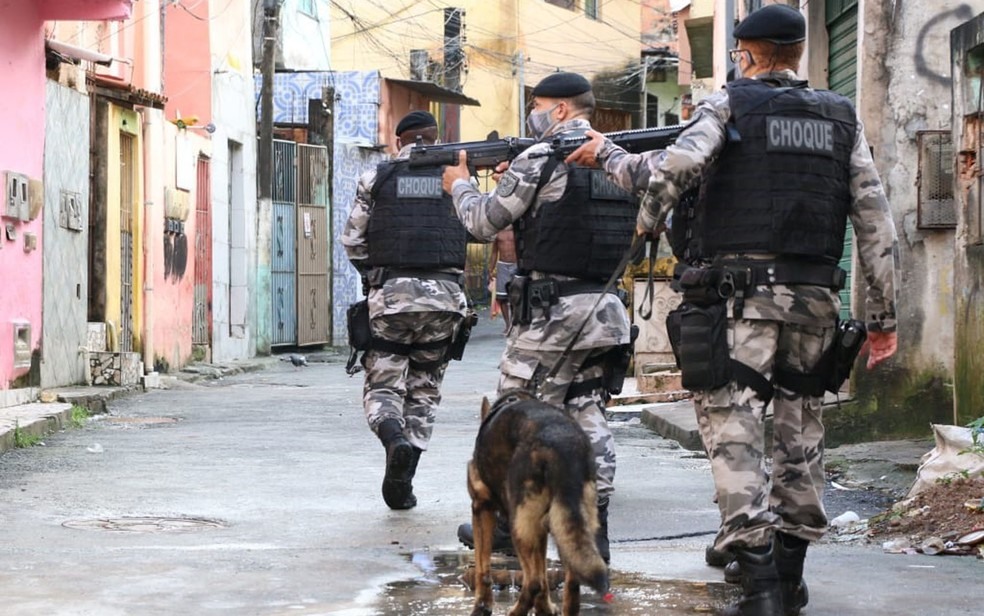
[734,4,805,44]
[395,110,437,136]
[532,72,592,98]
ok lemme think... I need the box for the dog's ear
[480,396,491,420]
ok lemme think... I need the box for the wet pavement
[371,550,739,615]
[0,309,980,615]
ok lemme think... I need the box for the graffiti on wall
[915,4,975,85]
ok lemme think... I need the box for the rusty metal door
[272,139,297,346]
[119,131,135,352]
[193,156,212,348]
[296,144,330,345]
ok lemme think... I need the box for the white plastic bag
[907,424,984,497]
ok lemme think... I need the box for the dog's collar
[480,390,535,428]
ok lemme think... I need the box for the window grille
[916,130,956,229]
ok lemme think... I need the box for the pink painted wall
[163,2,213,129]
[0,2,45,388]
[39,0,132,21]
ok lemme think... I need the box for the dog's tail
[549,483,609,596]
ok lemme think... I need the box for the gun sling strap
[539,233,645,399]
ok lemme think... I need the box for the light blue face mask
[526,104,559,140]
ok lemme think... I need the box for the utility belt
[365,267,464,289]
[507,274,626,326]
[665,260,861,399]
[673,260,846,318]
[344,300,477,375]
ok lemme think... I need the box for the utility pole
[255,0,280,354]
[640,55,650,129]
[258,0,280,202]
[515,51,526,138]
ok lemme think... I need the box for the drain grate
[62,516,226,533]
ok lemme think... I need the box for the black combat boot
[457,513,514,555]
[706,544,735,568]
[720,545,783,616]
[596,497,611,564]
[376,419,416,510]
[774,533,809,616]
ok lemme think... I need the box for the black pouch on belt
[666,301,731,391]
[346,300,371,351]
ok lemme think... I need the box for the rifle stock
[407,134,537,170]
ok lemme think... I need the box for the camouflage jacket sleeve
[341,167,377,272]
[450,142,565,240]
[599,91,729,232]
[849,122,899,333]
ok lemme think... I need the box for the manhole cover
[104,416,179,426]
[62,517,226,533]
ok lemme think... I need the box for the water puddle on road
[372,550,739,615]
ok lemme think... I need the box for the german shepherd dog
[467,391,610,616]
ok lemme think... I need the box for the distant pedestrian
[342,110,473,511]
[488,227,517,332]
[566,5,899,615]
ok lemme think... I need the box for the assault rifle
[406,123,690,171]
[407,132,537,170]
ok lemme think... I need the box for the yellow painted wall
[105,105,144,351]
[330,1,642,141]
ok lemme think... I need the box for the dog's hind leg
[509,498,555,616]
[468,463,496,616]
[561,570,581,616]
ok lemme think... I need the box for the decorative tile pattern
[256,71,386,345]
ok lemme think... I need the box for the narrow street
[0,314,979,615]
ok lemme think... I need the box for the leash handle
[636,235,658,321]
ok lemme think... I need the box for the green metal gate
[827,0,858,319]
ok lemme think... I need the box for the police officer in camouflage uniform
[442,72,636,564]
[567,5,899,615]
[342,111,469,511]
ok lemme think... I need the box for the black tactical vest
[367,160,467,269]
[515,158,637,282]
[695,78,857,263]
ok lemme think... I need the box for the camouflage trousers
[498,345,616,500]
[363,311,459,450]
[696,318,835,552]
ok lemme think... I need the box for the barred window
[916,130,956,229]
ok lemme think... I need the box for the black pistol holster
[825,318,867,393]
[507,275,532,326]
[507,275,573,326]
[448,311,479,361]
[604,324,640,396]
[345,300,371,375]
[774,318,866,397]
